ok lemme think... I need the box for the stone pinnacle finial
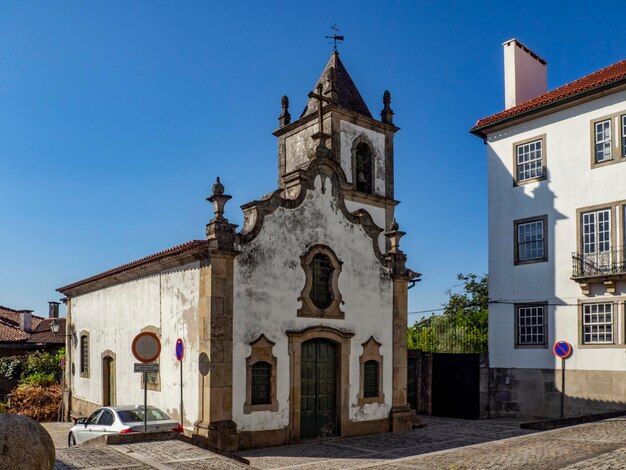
[380,90,394,124]
[389,218,399,231]
[212,176,224,196]
[279,95,291,127]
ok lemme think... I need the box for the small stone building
[58,51,420,450]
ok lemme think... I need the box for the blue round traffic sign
[176,338,184,362]
[553,341,572,359]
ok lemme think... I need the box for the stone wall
[490,367,626,418]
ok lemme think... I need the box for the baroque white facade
[59,51,419,450]
[472,39,626,417]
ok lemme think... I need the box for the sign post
[553,341,573,418]
[132,332,162,432]
[176,338,184,426]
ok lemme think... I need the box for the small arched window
[355,143,373,194]
[80,334,89,377]
[363,360,379,398]
[311,253,333,309]
[251,361,272,405]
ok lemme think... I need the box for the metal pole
[144,371,148,432]
[560,357,565,419]
[180,361,184,426]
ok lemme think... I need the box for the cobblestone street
[44,416,626,469]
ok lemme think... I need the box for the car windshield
[117,408,171,423]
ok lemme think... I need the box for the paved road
[239,416,626,469]
[43,416,626,469]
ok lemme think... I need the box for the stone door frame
[101,351,116,407]
[287,326,353,442]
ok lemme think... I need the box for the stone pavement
[239,416,626,469]
[43,416,626,469]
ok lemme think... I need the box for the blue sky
[2,1,626,321]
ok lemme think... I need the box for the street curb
[520,410,626,431]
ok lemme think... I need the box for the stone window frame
[79,330,90,378]
[244,334,278,414]
[350,135,376,195]
[139,325,161,392]
[101,349,116,406]
[513,215,548,265]
[577,299,622,349]
[512,134,547,186]
[513,302,548,349]
[298,244,344,319]
[357,336,384,405]
[590,111,626,168]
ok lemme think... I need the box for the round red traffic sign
[553,341,572,359]
[132,332,161,363]
[175,338,184,362]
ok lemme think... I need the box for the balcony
[572,248,626,293]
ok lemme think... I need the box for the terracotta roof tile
[472,58,626,134]
[0,306,44,343]
[57,239,209,294]
[28,318,66,344]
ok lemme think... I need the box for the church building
[58,51,420,450]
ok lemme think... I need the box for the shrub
[0,355,25,380]
[7,384,61,421]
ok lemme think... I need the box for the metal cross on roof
[325,24,344,52]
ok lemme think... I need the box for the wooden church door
[300,339,337,439]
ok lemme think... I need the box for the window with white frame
[514,215,547,265]
[517,305,545,346]
[517,219,545,262]
[582,209,611,256]
[582,303,613,344]
[621,115,626,158]
[516,139,543,182]
[594,119,612,162]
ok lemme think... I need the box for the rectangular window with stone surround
[582,303,613,344]
[515,304,546,347]
[595,119,612,163]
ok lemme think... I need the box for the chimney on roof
[19,310,33,333]
[503,39,547,109]
[48,301,60,319]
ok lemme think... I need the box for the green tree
[407,273,488,352]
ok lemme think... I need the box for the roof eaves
[470,76,626,139]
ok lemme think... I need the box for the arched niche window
[244,335,278,413]
[363,360,379,398]
[311,253,332,309]
[358,337,384,405]
[354,142,373,194]
[251,361,272,405]
[298,245,344,319]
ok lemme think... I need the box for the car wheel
[68,432,76,447]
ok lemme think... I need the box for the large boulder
[0,414,55,470]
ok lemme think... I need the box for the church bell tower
[272,51,400,239]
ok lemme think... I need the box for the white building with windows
[471,39,626,417]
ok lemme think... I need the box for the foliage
[7,384,62,421]
[408,273,488,353]
[0,356,24,380]
[0,348,64,386]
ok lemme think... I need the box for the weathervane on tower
[325,24,344,52]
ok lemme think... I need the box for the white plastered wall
[232,175,393,432]
[69,262,201,429]
[487,90,626,372]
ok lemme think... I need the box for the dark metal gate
[431,353,480,419]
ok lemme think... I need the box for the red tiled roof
[28,318,66,344]
[57,240,210,294]
[472,58,626,135]
[0,306,44,343]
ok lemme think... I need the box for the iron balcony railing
[572,247,626,278]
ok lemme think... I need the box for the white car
[68,405,183,446]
